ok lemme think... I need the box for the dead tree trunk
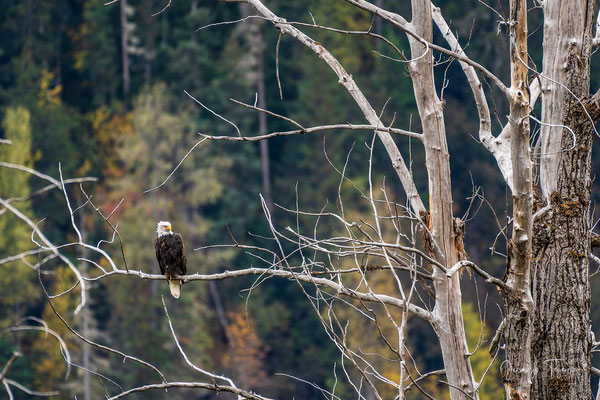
[500,0,534,398]
[531,1,595,398]
[408,1,477,398]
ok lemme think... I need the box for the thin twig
[151,0,171,16]
[37,270,168,384]
[161,296,244,391]
[184,90,241,137]
[3,379,58,397]
[276,33,283,99]
[0,352,21,382]
[229,98,304,129]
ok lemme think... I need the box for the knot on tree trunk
[453,218,470,277]
[509,390,525,400]
[420,210,433,256]
[592,234,600,248]
[499,365,527,399]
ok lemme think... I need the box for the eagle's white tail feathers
[168,279,181,299]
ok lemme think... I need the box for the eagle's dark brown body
[154,233,187,279]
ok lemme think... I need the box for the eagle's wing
[173,233,187,276]
[154,236,166,275]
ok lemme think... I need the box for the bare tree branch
[161,296,248,394]
[200,123,422,142]
[343,0,508,95]
[0,352,21,382]
[106,382,273,400]
[0,197,87,314]
[98,267,434,322]
[3,379,58,397]
[3,318,73,379]
[233,0,426,215]
[446,260,508,290]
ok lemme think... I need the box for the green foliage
[31,266,78,392]
[0,107,40,318]
[73,1,120,108]
[1,107,33,194]
[463,302,504,399]
[0,337,35,393]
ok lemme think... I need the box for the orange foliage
[38,69,62,107]
[222,309,268,390]
[90,106,134,179]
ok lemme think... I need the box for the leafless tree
[2,0,600,399]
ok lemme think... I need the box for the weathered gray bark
[408,2,477,399]
[74,195,93,400]
[500,1,534,398]
[531,1,595,398]
[501,0,533,400]
[81,243,91,400]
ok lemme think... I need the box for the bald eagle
[154,221,187,298]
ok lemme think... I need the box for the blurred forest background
[1,0,599,398]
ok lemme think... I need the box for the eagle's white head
[157,221,173,237]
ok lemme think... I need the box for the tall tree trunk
[531,1,595,398]
[374,0,383,49]
[408,1,477,398]
[81,288,91,400]
[120,0,130,108]
[143,0,154,86]
[500,1,534,398]
[75,196,92,400]
[190,0,197,43]
[208,280,230,342]
[238,3,274,214]
[257,32,273,216]
[24,0,33,38]
[56,25,62,100]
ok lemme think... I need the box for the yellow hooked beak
[166,226,172,231]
